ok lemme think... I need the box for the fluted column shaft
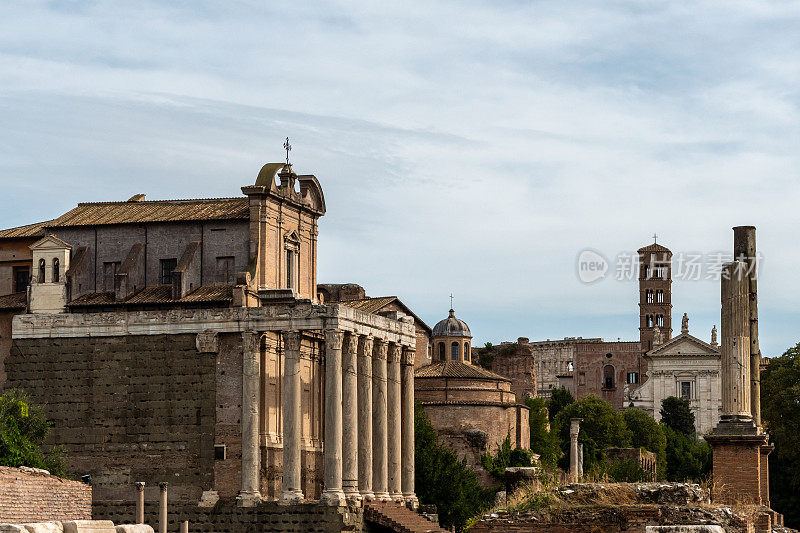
[321,329,347,506]
[238,332,262,506]
[387,344,403,502]
[357,336,375,500]
[401,348,418,507]
[342,333,361,503]
[569,418,582,483]
[721,261,752,420]
[279,331,303,504]
[372,339,390,501]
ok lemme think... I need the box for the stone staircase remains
[364,502,446,533]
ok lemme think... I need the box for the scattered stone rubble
[0,521,153,533]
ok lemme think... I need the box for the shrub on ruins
[600,457,652,482]
[554,395,631,474]
[415,403,493,532]
[481,434,535,480]
[622,407,667,479]
[661,425,710,482]
[761,342,800,528]
[0,389,66,477]
[659,396,695,435]
[525,397,561,467]
[547,386,574,423]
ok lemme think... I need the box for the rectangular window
[286,250,295,289]
[656,289,664,303]
[215,256,235,284]
[680,381,691,399]
[627,372,639,384]
[13,267,30,293]
[646,289,654,303]
[160,258,177,285]
[103,262,121,291]
[578,372,586,386]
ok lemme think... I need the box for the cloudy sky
[2,1,799,355]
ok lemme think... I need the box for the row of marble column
[237,329,417,507]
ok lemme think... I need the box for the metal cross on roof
[450,293,454,309]
[653,233,658,244]
[283,137,292,165]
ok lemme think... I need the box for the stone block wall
[5,333,216,502]
[0,466,92,523]
[92,501,363,533]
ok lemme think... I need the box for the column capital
[401,347,416,366]
[135,482,145,492]
[282,330,301,353]
[343,332,358,355]
[358,335,374,357]
[325,329,344,350]
[373,338,388,361]
[388,343,402,364]
[242,331,260,353]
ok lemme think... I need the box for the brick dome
[432,309,471,338]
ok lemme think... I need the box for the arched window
[464,342,469,362]
[656,289,664,303]
[646,315,653,327]
[656,314,664,327]
[603,365,615,389]
[451,342,459,361]
[52,258,60,283]
[438,342,445,361]
[38,259,46,283]
[645,289,653,303]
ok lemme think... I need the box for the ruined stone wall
[92,501,363,533]
[0,310,17,387]
[531,339,582,399]
[575,341,641,410]
[5,333,217,502]
[0,466,92,523]
[491,347,537,399]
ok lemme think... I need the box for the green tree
[547,386,574,423]
[622,407,667,479]
[415,403,493,532]
[525,397,560,467]
[481,434,534,480]
[554,395,631,473]
[662,424,711,482]
[761,343,800,528]
[660,396,695,435]
[0,389,65,477]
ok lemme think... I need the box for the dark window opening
[286,250,295,289]
[13,267,30,293]
[214,444,227,460]
[160,258,177,285]
[680,381,691,399]
[627,372,639,384]
[451,342,459,361]
[603,365,615,389]
[438,342,445,361]
[38,259,46,283]
[464,342,470,362]
[52,258,60,283]
[216,256,235,284]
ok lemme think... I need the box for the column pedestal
[707,421,768,505]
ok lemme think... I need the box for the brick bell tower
[638,240,673,355]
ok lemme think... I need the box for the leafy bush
[660,396,695,435]
[622,407,666,479]
[600,457,651,482]
[662,424,710,482]
[0,389,66,477]
[547,387,574,423]
[415,403,494,532]
[525,397,560,467]
[481,434,534,480]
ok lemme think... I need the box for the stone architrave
[357,335,375,500]
[387,343,404,502]
[279,330,304,504]
[341,332,361,504]
[401,347,418,508]
[237,332,262,506]
[372,338,391,501]
[320,329,347,506]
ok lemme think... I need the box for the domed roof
[432,309,471,338]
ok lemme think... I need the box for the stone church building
[0,162,420,515]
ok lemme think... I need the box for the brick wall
[5,333,216,502]
[92,501,363,533]
[0,466,91,523]
[711,440,762,505]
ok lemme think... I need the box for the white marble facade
[627,321,722,435]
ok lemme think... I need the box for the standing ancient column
[733,226,761,426]
[372,338,391,501]
[569,418,582,483]
[279,330,304,504]
[387,343,404,502]
[237,332,262,506]
[357,335,375,500]
[721,261,751,420]
[158,482,168,533]
[401,347,418,508]
[321,329,347,506]
[341,333,361,504]
[135,482,145,524]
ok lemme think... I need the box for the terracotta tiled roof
[415,361,511,382]
[48,198,249,227]
[0,221,51,239]
[637,243,671,253]
[68,284,234,307]
[0,292,26,311]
